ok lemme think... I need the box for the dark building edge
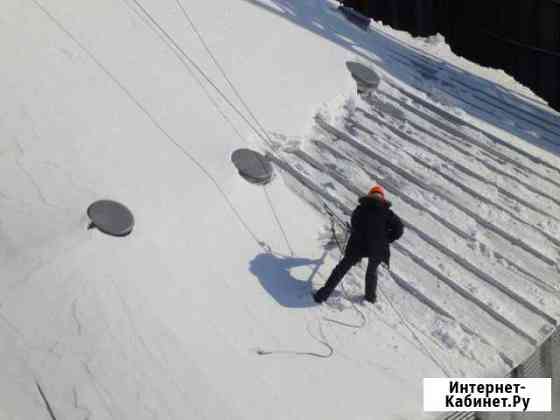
[342,0,560,111]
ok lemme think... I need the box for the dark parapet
[339,5,371,31]
[87,200,135,237]
[231,148,274,185]
[342,0,560,112]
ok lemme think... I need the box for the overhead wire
[171,0,295,256]
[173,0,272,142]
[30,0,268,251]
[125,0,294,255]
[125,0,271,147]
[119,0,248,145]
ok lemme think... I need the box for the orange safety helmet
[368,184,385,198]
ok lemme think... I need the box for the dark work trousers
[318,254,381,299]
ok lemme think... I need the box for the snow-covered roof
[2,1,559,419]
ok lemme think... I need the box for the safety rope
[173,0,272,143]
[255,320,334,358]
[326,201,452,376]
[323,210,367,330]
[127,0,294,255]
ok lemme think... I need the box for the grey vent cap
[87,200,135,237]
[231,149,273,184]
[346,62,381,91]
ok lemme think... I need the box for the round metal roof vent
[87,200,135,237]
[231,149,273,185]
[346,62,381,93]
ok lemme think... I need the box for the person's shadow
[249,252,326,308]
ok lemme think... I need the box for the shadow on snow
[249,253,325,308]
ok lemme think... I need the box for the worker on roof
[314,185,404,304]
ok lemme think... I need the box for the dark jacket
[345,195,404,265]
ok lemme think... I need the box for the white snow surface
[2,1,560,419]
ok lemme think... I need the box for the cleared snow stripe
[281,146,556,345]
[267,153,353,215]
[353,108,560,227]
[396,52,560,139]
[383,265,522,370]
[351,110,560,249]
[346,119,560,254]
[308,145,559,330]
[437,87,560,150]
[386,83,560,181]
[385,53,560,149]
[376,90,560,196]
[270,154,532,366]
[297,145,476,243]
[368,93,560,212]
[455,79,560,132]
[273,149,537,361]
[313,119,560,326]
[359,98,560,220]
[387,48,560,133]
[344,117,560,254]
[316,117,558,267]
[312,139,560,299]
[355,265,522,371]
[451,78,560,138]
